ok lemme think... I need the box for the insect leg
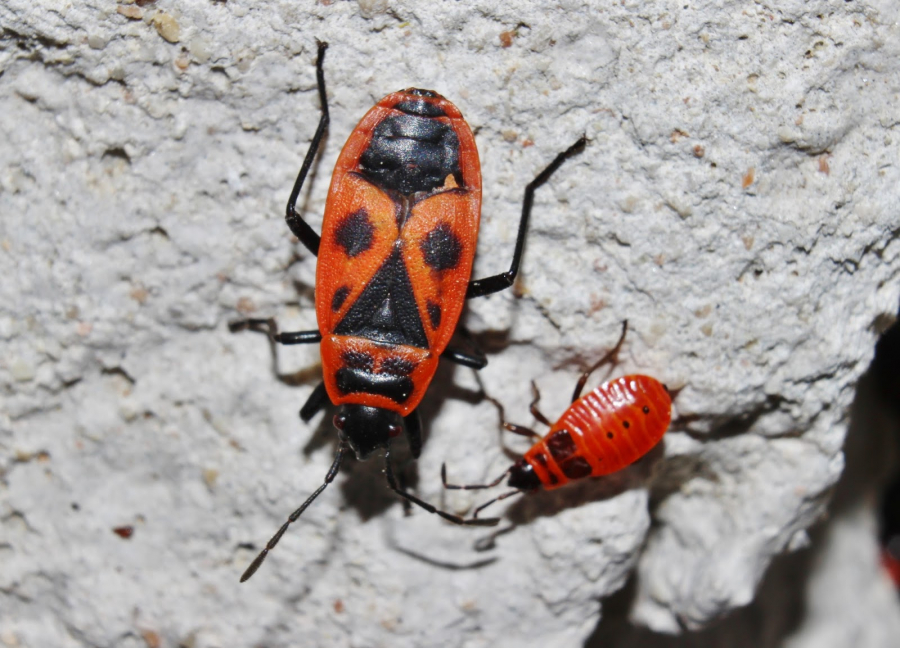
[229,317,321,383]
[228,317,322,345]
[284,40,330,257]
[240,441,347,582]
[404,409,423,459]
[570,320,629,403]
[478,383,541,442]
[384,445,499,527]
[442,346,487,370]
[299,381,329,422]
[465,136,587,299]
[528,380,553,427]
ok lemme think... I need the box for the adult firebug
[443,323,672,514]
[231,42,586,580]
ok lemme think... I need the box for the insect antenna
[441,464,524,517]
[384,446,499,527]
[441,463,510,490]
[240,442,348,582]
[473,489,524,518]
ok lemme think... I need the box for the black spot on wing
[332,285,351,311]
[335,209,374,258]
[426,300,441,329]
[420,223,462,271]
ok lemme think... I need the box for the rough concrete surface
[1,1,899,647]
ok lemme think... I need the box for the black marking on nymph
[381,357,416,376]
[359,114,461,195]
[642,405,650,414]
[335,208,374,258]
[560,456,592,480]
[426,300,441,329]
[341,350,374,371]
[546,429,577,463]
[333,248,428,349]
[332,285,351,311]
[335,367,414,403]
[420,223,462,271]
[531,452,558,484]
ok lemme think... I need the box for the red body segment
[523,375,671,490]
[315,90,482,416]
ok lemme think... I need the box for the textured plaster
[2,1,900,647]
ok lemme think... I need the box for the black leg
[229,318,321,384]
[466,137,587,299]
[571,320,628,403]
[284,41,330,257]
[228,317,321,346]
[404,410,423,459]
[383,445,499,527]
[279,330,323,345]
[299,381,329,422]
[240,442,347,582]
[442,346,487,370]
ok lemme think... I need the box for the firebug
[231,41,586,581]
[443,322,672,514]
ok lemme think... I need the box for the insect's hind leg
[570,320,628,403]
[465,137,587,299]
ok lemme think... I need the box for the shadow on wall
[584,312,900,648]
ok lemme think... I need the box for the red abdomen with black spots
[522,375,672,490]
[315,89,482,416]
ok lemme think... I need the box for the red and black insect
[230,42,586,580]
[443,323,672,514]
